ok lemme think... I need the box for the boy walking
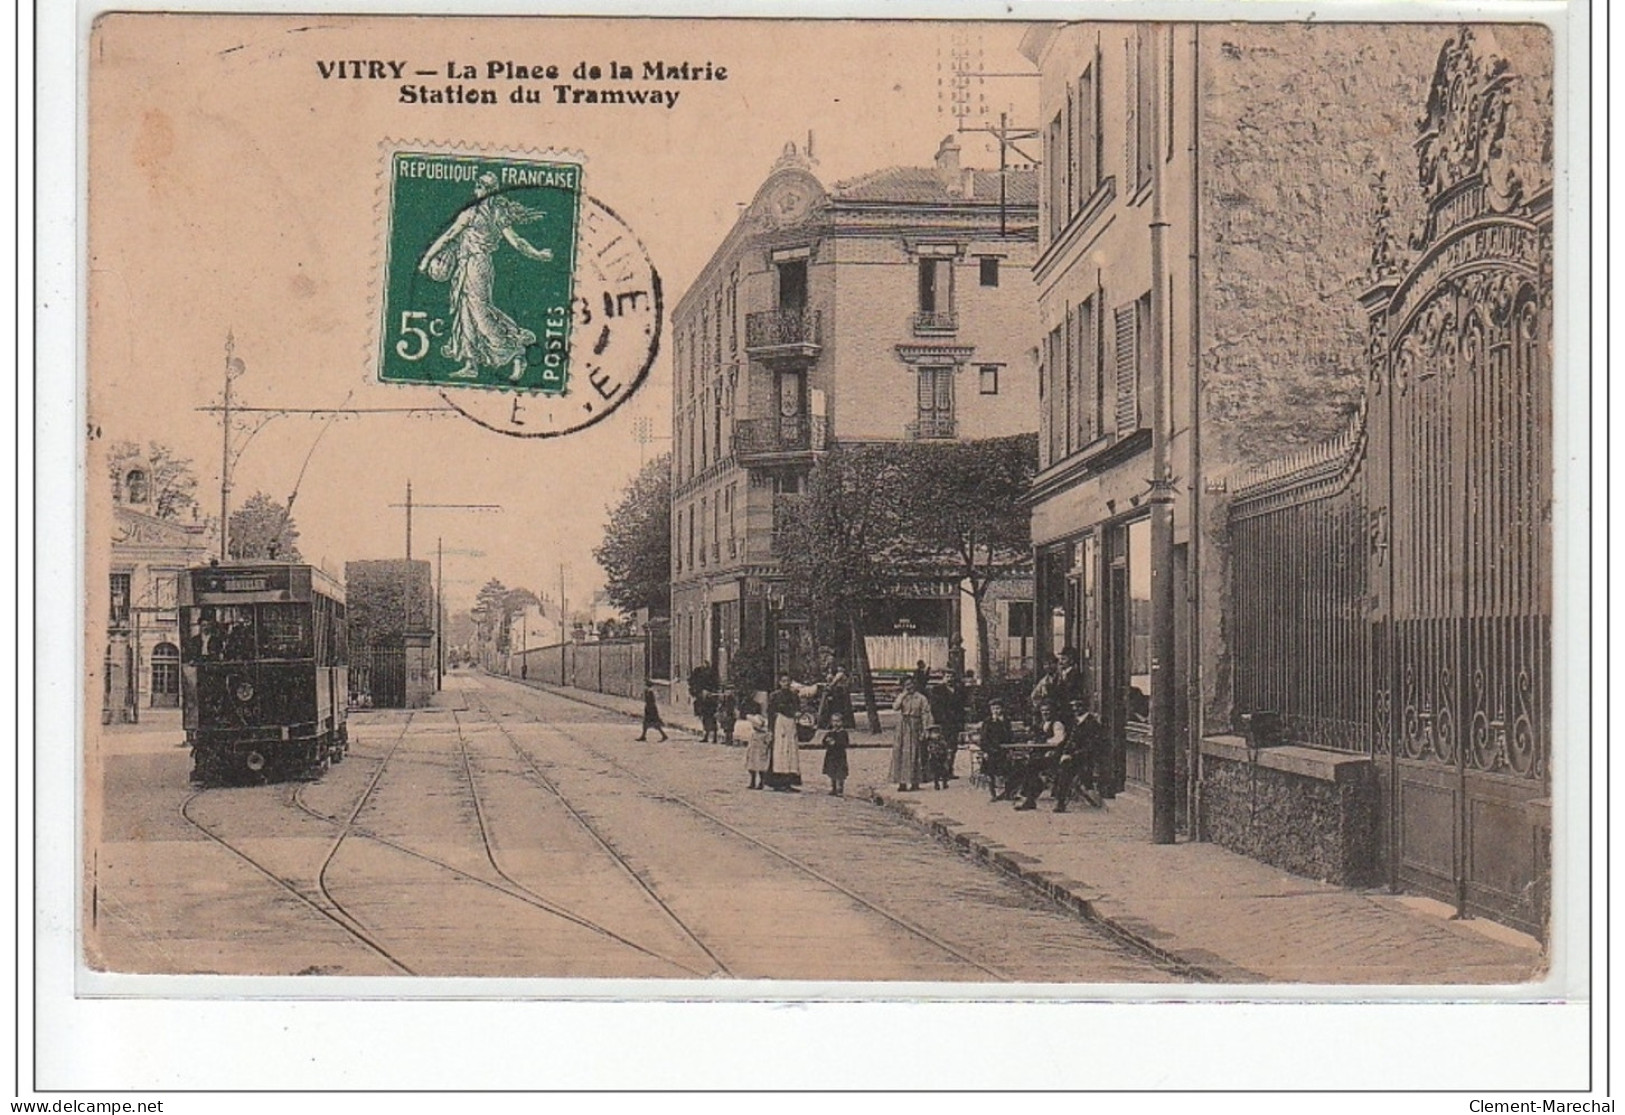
[636,679,669,742]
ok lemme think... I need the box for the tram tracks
[467,682,1016,981]
[452,705,734,979]
[177,715,419,976]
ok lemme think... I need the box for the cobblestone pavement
[89,672,1180,982]
[510,677,1548,986]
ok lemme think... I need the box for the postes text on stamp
[380,150,583,394]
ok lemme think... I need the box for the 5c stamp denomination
[379,150,584,394]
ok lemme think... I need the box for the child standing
[717,689,738,746]
[743,703,771,789]
[926,727,951,791]
[821,713,851,796]
[636,679,669,742]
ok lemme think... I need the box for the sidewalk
[511,677,901,744]
[501,677,1545,985]
[865,773,1545,985]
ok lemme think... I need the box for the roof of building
[830,165,1039,207]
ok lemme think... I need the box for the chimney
[935,134,962,194]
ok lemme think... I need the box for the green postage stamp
[379,150,584,394]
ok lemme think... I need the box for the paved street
[90,672,1181,982]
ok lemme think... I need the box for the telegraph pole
[437,536,444,688]
[1148,25,1178,845]
[217,333,243,561]
[558,563,567,644]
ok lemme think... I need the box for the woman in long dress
[890,676,933,792]
[418,171,553,381]
[764,676,804,791]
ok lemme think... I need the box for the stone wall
[1199,736,1379,886]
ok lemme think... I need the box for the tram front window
[184,606,256,662]
[258,603,312,659]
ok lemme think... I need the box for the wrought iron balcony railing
[912,310,959,334]
[745,309,822,354]
[907,415,958,440]
[732,415,828,461]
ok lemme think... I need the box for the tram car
[178,562,349,782]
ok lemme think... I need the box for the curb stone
[867,787,1225,983]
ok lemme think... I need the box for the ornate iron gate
[1364,29,1552,935]
[1230,29,1551,935]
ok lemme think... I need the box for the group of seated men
[977,697,1107,813]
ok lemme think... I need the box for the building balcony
[906,416,958,440]
[733,415,828,465]
[912,310,959,335]
[745,309,822,360]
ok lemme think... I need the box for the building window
[1076,60,1100,204]
[916,257,955,331]
[1073,294,1098,447]
[1046,322,1066,463]
[687,506,695,571]
[1046,107,1066,240]
[110,572,131,629]
[124,469,149,507]
[150,642,180,707]
[728,267,739,356]
[777,258,808,312]
[1113,292,1150,434]
[979,257,1000,287]
[699,497,708,565]
[1134,24,1156,193]
[979,365,1000,395]
[915,367,955,439]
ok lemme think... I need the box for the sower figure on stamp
[418,170,553,382]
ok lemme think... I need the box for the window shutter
[1114,304,1139,433]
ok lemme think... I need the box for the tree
[775,444,914,732]
[107,439,201,520]
[470,578,539,656]
[893,434,1039,681]
[593,453,671,616]
[227,491,302,561]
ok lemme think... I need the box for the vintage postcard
[82,10,1574,1006]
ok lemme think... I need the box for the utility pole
[1148,24,1179,845]
[437,536,444,689]
[558,563,568,644]
[217,333,245,561]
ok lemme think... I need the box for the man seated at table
[978,698,1017,801]
[1053,698,1107,813]
[1014,701,1069,811]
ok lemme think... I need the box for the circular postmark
[437,195,662,439]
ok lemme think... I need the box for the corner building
[670,138,1040,687]
[1022,22,1552,933]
